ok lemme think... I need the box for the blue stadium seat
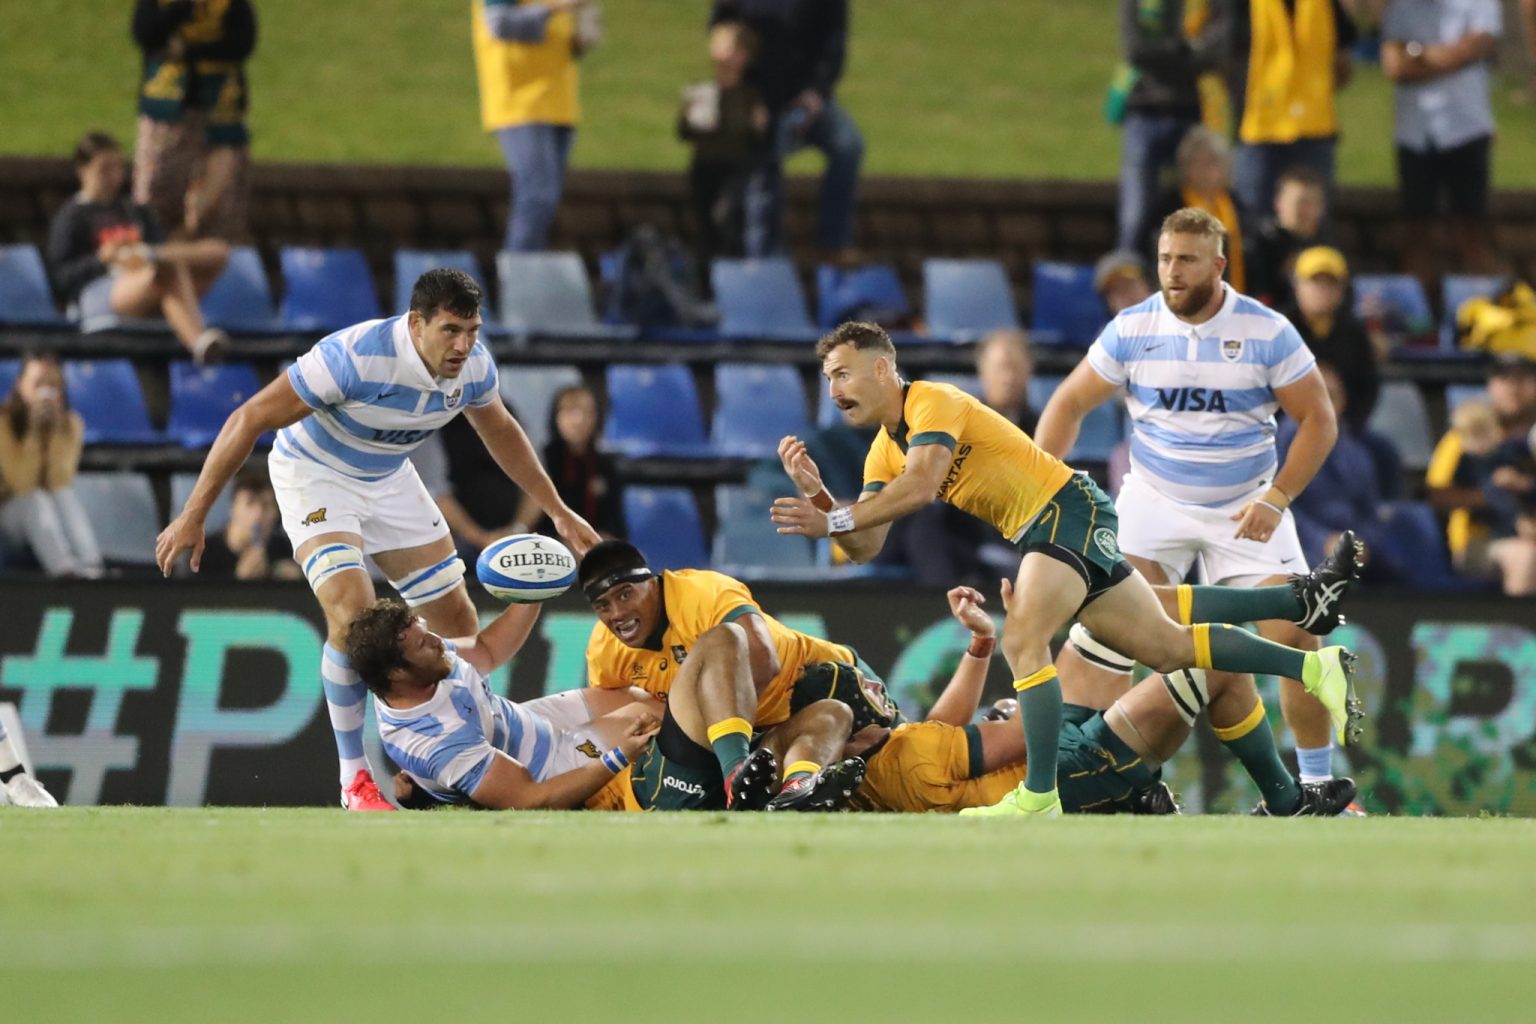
[712,258,819,341]
[712,363,811,458]
[201,246,280,332]
[279,247,382,332]
[394,250,487,315]
[498,363,584,453]
[170,473,234,535]
[603,364,712,457]
[496,251,636,340]
[167,361,266,448]
[1031,261,1108,346]
[1029,376,1123,462]
[713,484,815,578]
[0,359,19,398]
[1441,274,1507,349]
[0,244,66,326]
[62,360,163,444]
[1445,383,1489,415]
[623,486,708,571]
[815,263,909,328]
[923,259,1019,342]
[73,472,160,564]
[1352,274,1434,347]
[1366,381,1434,471]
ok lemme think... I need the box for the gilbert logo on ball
[476,534,578,603]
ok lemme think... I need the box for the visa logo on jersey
[1156,387,1228,412]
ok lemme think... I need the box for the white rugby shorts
[1115,471,1308,585]
[269,455,450,555]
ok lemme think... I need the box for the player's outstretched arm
[470,716,657,810]
[778,435,836,512]
[926,581,1009,726]
[452,603,543,678]
[771,444,947,562]
[155,374,312,576]
[1033,358,1119,458]
[464,398,601,556]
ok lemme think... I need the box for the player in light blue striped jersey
[156,269,601,810]
[1036,208,1361,783]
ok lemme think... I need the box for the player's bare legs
[665,623,778,809]
[1077,568,1361,748]
[756,700,865,811]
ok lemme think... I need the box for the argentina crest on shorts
[1221,338,1243,362]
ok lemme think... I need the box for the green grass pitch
[2,809,1533,1023]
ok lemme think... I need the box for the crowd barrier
[0,581,1531,814]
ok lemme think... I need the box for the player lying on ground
[156,269,601,811]
[793,582,1358,816]
[351,597,864,811]
[578,539,868,808]
[771,321,1362,817]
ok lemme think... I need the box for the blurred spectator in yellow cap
[1282,246,1380,430]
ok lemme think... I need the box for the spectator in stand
[514,384,624,539]
[1381,0,1504,292]
[1283,246,1382,429]
[131,0,257,241]
[195,463,297,580]
[1247,165,1329,309]
[1142,127,1246,292]
[679,21,769,278]
[1219,0,1356,223]
[0,355,103,579]
[1094,250,1155,317]
[976,328,1039,434]
[474,0,600,252]
[1113,0,1220,253]
[711,0,863,260]
[1279,361,1405,580]
[46,132,230,363]
[1427,355,1536,593]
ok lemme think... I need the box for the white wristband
[1256,500,1285,517]
[827,506,856,535]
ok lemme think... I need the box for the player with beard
[771,314,1361,820]
[1034,207,1353,793]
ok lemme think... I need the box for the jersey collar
[638,575,673,652]
[1164,282,1238,339]
[889,382,914,452]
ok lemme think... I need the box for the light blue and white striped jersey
[1087,286,1315,507]
[376,645,581,804]
[274,316,499,481]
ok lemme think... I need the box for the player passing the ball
[155,269,600,810]
[771,321,1362,818]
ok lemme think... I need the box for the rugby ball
[476,534,578,603]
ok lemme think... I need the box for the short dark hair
[345,599,416,698]
[578,540,654,603]
[231,464,273,499]
[72,131,120,166]
[409,268,482,322]
[814,321,897,361]
[1276,165,1327,193]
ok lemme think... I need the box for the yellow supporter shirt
[472,0,579,131]
[861,381,1074,540]
[585,569,855,727]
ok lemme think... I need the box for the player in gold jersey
[771,321,1362,818]
[580,540,868,811]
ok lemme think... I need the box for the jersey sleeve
[904,385,966,451]
[464,347,500,408]
[1086,319,1128,386]
[1267,321,1317,389]
[861,437,897,495]
[288,333,363,409]
[585,624,629,689]
[694,571,761,627]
